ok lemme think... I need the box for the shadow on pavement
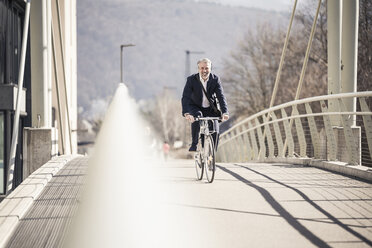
[217,164,372,248]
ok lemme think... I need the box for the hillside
[77,0,287,117]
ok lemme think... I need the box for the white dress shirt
[200,75,210,108]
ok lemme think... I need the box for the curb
[261,157,372,183]
[0,155,81,247]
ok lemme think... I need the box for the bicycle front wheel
[204,135,216,183]
[195,142,204,180]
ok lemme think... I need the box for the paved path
[3,158,372,247]
[156,159,372,248]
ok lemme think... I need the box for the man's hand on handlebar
[185,114,195,123]
[222,114,229,122]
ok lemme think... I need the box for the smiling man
[181,58,229,152]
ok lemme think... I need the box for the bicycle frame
[194,117,220,183]
[195,117,219,138]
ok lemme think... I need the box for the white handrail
[220,111,372,145]
[222,91,372,137]
[218,92,372,167]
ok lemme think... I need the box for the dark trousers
[191,107,220,149]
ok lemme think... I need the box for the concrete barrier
[0,155,79,248]
[262,157,372,182]
[23,127,59,180]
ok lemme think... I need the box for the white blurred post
[65,84,209,248]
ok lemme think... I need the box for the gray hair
[197,58,212,66]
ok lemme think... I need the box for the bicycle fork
[195,146,205,162]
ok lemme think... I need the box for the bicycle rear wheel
[204,135,215,183]
[195,142,204,180]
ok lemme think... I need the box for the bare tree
[222,1,328,119]
[143,88,185,145]
[358,0,372,93]
[222,24,283,117]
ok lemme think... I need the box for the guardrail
[217,91,372,167]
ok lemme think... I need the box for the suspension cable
[56,0,73,154]
[269,0,298,108]
[258,0,298,158]
[295,0,322,100]
[283,0,322,155]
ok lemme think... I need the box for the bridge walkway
[2,157,372,247]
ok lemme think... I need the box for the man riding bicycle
[181,58,229,152]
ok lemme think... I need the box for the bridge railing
[218,91,372,167]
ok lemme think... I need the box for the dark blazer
[181,73,228,116]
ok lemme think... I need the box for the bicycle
[194,116,220,183]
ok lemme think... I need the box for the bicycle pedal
[194,152,198,159]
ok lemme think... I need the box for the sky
[196,0,292,12]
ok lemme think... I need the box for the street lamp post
[185,50,204,78]
[120,44,135,82]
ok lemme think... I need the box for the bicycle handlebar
[195,117,221,121]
